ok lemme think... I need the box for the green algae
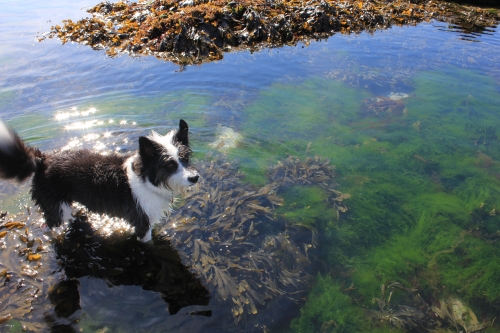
[229,78,367,185]
[4,320,24,333]
[276,186,336,228]
[289,275,368,333]
[436,236,500,301]
[227,67,500,331]
[346,68,500,317]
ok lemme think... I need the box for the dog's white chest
[125,157,173,223]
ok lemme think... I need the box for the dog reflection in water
[45,214,210,332]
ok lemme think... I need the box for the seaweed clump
[367,282,493,332]
[268,155,349,219]
[160,153,348,325]
[41,0,500,65]
[291,277,494,333]
[0,210,52,331]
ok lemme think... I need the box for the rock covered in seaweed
[40,0,500,65]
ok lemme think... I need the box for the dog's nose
[188,175,199,184]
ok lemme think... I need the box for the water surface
[1,0,500,332]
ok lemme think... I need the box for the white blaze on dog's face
[136,119,199,194]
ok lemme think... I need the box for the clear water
[1,0,500,332]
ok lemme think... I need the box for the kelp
[361,95,408,118]
[159,152,349,326]
[41,0,499,65]
[367,282,439,331]
[161,154,311,323]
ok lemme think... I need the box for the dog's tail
[0,121,40,182]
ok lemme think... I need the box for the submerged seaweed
[268,155,349,218]
[368,282,439,331]
[226,71,500,332]
[162,154,310,322]
[160,153,348,325]
[2,60,500,332]
[0,210,52,332]
[367,282,493,332]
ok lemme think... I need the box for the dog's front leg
[138,228,152,242]
[131,209,153,242]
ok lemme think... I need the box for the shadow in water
[434,21,498,42]
[46,214,210,332]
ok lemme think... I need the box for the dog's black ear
[139,136,161,163]
[175,119,189,146]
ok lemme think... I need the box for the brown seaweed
[160,153,347,322]
[40,0,500,65]
[267,155,349,216]
[0,210,51,331]
[161,154,308,321]
[361,96,407,117]
[368,282,442,330]
[367,281,493,332]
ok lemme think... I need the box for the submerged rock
[208,126,242,151]
[432,296,490,333]
[388,92,410,101]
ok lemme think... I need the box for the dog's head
[135,119,199,194]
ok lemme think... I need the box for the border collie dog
[0,119,199,242]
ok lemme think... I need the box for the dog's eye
[163,158,178,172]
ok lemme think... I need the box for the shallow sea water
[1,0,500,332]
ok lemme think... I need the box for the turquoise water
[1,0,500,332]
